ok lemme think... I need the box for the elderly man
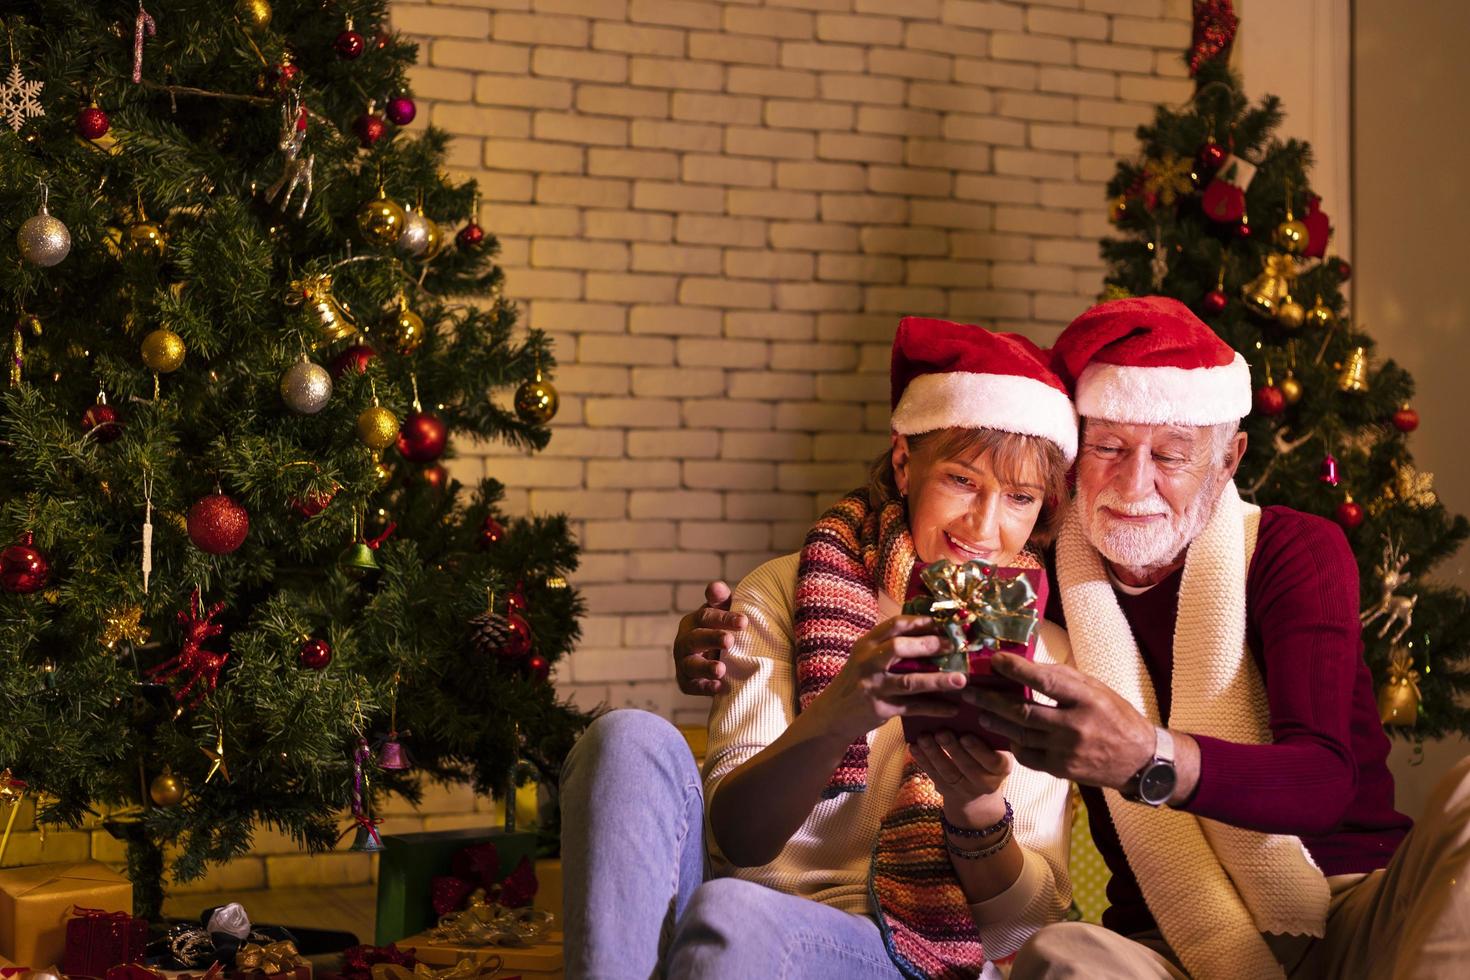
[669,297,1469,979]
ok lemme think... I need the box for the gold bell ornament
[1377,647,1421,727]
[285,272,357,345]
[356,381,399,450]
[1337,345,1371,394]
[388,291,425,355]
[1305,294,1337,331]
[1241,254,1295,320]
[515,354,560,425]
[357,185,407,248]
[1274,180,1309,255]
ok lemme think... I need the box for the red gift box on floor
[63,905,148,976]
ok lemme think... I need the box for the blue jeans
[561,709,901,979]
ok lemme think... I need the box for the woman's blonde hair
[868,427,1070,544]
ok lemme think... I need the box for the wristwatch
[1123,726,1176,806]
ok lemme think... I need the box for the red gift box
[63,905,149,976]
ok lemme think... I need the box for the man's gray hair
[1210,420,1241,467]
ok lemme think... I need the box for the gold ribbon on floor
[429,888,553,947]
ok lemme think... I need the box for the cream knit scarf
[1055,481,1329,980]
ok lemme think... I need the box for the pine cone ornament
[468,610,532,660]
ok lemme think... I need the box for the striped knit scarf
[794,488,1041,980]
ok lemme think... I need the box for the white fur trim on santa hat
[1075,351,1251,427]
[891,371,1078,463]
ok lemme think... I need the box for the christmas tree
[1100,5,1469,739]
[0,0,586,918]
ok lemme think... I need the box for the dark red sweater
[1049,506,1412,937]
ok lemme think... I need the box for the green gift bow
[901,559,1039,672]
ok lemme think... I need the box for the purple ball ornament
[385,96,416,126]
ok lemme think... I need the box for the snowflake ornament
[0,63,45,133]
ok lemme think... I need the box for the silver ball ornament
[395,208,432,258]
[280,355,333,414]
[18,200,71,268]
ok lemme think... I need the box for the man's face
[1074,419,1244,572]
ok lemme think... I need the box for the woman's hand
[806,615,967,743]
[911,732,1012,830]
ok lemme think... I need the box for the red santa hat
[1050,296,1251,426]
[890,316,1078,463]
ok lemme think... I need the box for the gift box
[0,861,132,966]
[374,830,537,946]
[63,905,148,976]
[398,930,563,979]
[529,860,560,920]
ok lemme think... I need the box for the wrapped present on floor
[399,927,563,980]
[0,860,132,966]
[375,829,537,945]
[63,904,149,976]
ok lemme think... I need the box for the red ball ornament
[81,402,123,442]
[396,411,448,462]
[1201,289,1228,314]
[1197,139,1227,171]
[385,96,416,126]
[354,111,387,149]
[1236,218,1252,239]
[1335,498,1365,530]
[1319,454,1341,487]
[526,653,550,682]
[502,612,533,659]
[298,638,333,670]
[418,463,448,492]
[77,106,110,140]
[478,516,505,550]
[291,486,335,518]
[1253,385,1285,417]
[1337,259,1353,282]
[187,494,250,555]
[0,532,51,594]
[334,29,366,59]
[330,344,378,379]
[1392,405,1420,433]
[456,222,485,249]
[506,586,528,614]
[374,31,392,51]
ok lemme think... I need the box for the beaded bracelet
[946,820,1014,861]
[941,798,1013,839]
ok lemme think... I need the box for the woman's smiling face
[892,429,1049,566]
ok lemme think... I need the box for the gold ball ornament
[149,770,185,807]
[389,295,425,355]
[125,221,168,259]
[1275,218,1309,255]
[1279,374,1303,406]
[141,328,186,373]
[1276,297,1305,330]
[357,188,407,248]
[422,219,447,260]
[515,373,560,425]
[356,405,399,450]
[1305,296,1337,331]
[236,0,272,31]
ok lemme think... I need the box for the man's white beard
[1081,479,1223,573]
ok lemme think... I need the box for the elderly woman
[563,317,1080,979]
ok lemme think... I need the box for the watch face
[1138,763,1176,805]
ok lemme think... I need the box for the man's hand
[965,653,1158,791]
[674,581,747,696]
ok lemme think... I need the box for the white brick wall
[393,0,1194,723]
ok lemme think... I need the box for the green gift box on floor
[374,828,538,945]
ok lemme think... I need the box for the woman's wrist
[942,793,1009,835]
